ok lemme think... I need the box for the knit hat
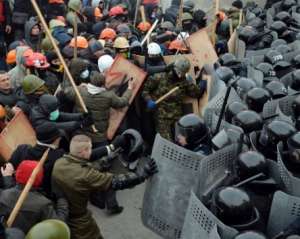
[16,160,44,187]
[232,0,243,9]
[36,123,62,144]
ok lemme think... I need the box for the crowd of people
[0,0,300,238]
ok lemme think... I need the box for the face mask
[80,69,90,79]
[49,109,60,121]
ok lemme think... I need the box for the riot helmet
[271,39,287,48]
[275,44,292,55]
[290,70,300,91]
[265,81,288,99]
[236,151,268,180]
[256,62,276,79]
[215,66,235,84]
[232,110,263,134]
[292,54,300,68]
[219,53,238,67]
[234,231,267,239]
[175,114,210,150]
[275,11,292,24]
[287,132,300,167]
[292,95,300,118]
[225,101,248,123]
[183,0,195,13]
[234,77,257,101]
[239,26,257,44]
[281,0,297,11]
[270,21,287,36]
[119,129,144,165]
[246,88,270,113]
[212,187,259,229]
[259,120,296,150]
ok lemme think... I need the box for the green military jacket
[52,154,113,239]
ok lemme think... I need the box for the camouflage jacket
[142,71,202,120]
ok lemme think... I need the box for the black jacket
[0,185,68,234]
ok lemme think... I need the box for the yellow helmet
[113,37,129,49]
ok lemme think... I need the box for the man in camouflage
[142,56,204,141]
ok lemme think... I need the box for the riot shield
[142,134,203,239]
[202,87,242,122]
[180,191,238,239]
[277,143,300,197]
[106,55,147,140]
[196,144,240,204]
[247,66,264,87]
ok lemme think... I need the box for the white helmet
[148,42,162,55]
[177,32,190,41]
[98,55,114,73]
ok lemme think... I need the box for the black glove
[139,158,158,179]
[81,111,94,128]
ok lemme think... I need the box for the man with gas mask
[142,56,204,141]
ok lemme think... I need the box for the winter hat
[232,0,243,9]
[36,123,61,144]
[16,160,44,187]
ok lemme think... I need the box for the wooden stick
[73,17,78,59]
[176,0,184,28]
[238,9,243,26]
[141,19,159,46]
[155,87,180,105]
[7,148,50,227]
[133,0,141,27]
[229,19,233,36]
[30,0,97,133]
[140,5,146,23]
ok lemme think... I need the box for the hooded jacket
[8,46,31,89]
[24,17,41,51]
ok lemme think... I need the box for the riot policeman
[175,114,211,155]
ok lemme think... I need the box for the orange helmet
[138,22,151,32]
[25,52,50,69]
[94,7,103,18]
[100,28,117,40]
[0,105,6,120]
[6,49,17,64]
[168,39,188,51]
[109,6,124,17]
[70,36,89,49]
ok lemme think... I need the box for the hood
[15,46,31,66]
[69,58,89,83]
[24,17,40,45]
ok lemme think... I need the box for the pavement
[90,183,162,239]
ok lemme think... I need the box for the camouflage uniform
[143,71,202,141]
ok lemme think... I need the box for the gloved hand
[81,111,94,128]
[112,134,129,149]
[139,158,158,179]
[147,100,156,110]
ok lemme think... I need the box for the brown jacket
[52,154,113,239]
